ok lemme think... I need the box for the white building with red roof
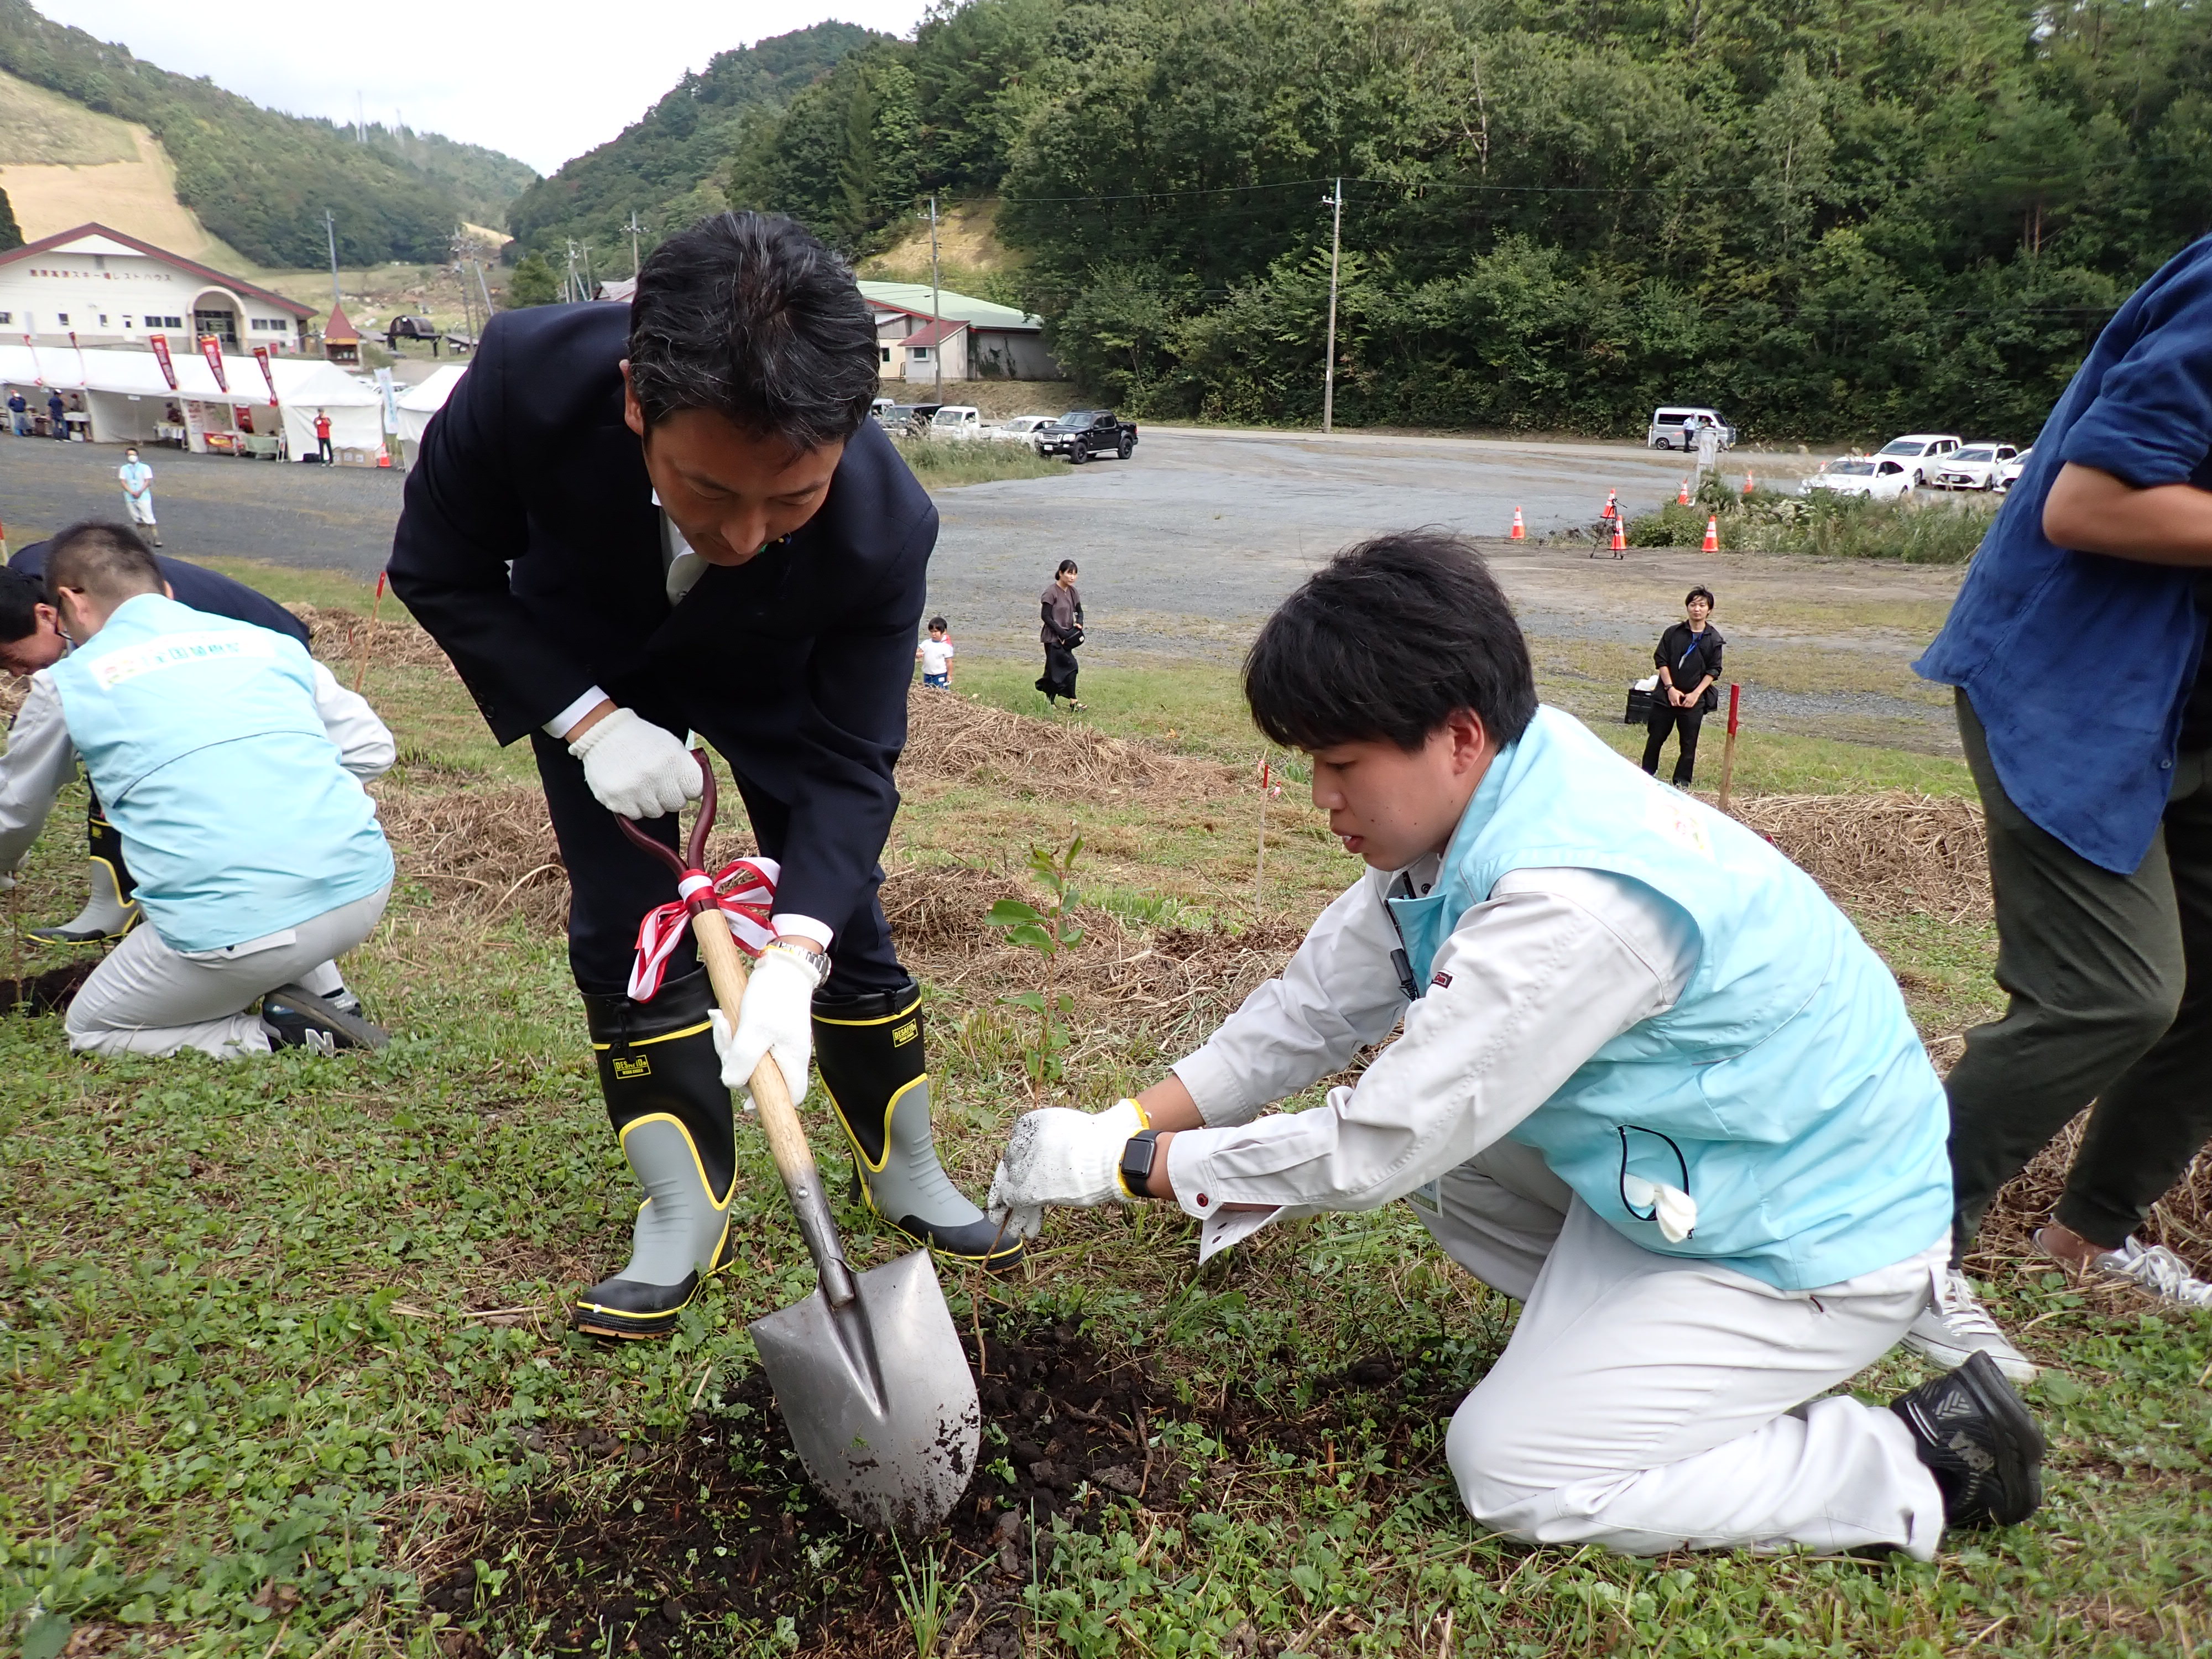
[0,222,316,353]
[859,281,1060,381]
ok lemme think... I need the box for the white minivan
[1647,406,1737,451]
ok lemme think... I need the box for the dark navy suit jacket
[11,543,310,649]
[386,302,936,933]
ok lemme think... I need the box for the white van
[1647,406,1737,451]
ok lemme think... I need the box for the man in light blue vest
[986,532,2043,1558]
[0,523,395,1057]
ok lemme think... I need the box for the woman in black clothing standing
[1644,585,1724,785]
[1037,557,1087,710]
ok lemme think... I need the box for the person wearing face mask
[985,531,2043,1559]
[387,211,1021,1344]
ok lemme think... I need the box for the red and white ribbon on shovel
[628,855,782,1000]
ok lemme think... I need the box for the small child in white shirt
[916,617,955,688]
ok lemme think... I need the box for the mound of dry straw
[901,689,1240,801]
[1733,791,1990,922]
[288,602,457,674]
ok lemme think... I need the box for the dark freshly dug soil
[429,1319,1466,1657]
[0,959,95,1015]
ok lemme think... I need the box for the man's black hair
[627,211,879,450]
[1244,529,1537,752]
[927,616,948,632]
[1056,559,1079,577]
[0,566,44,644]
[46,521,162,609]
[1686,585,1716,609]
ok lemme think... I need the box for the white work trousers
[1415,1141,1948,1559]
[65,885,389,1059]
[124,493,156,526]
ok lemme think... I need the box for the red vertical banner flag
[197,334,228,392]
[148,332,178,390]
[252,345,279,406]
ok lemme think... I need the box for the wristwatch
[764,938,831,989]
[1118,1129,1162,1199]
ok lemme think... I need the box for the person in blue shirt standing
[1911,233,2212,1375]
[6,389,27,436]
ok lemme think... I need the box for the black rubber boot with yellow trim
[572,969,740,1339]
[29,811,140,945]
[815,980,1024,1271]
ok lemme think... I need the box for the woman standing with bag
[1643,586,1723,785]
[1037,558,1087,711]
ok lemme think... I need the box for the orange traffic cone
[1602,488,1619,521]
[1610,520,1627,557]
[1741,470,1755,495]
[377,442,392,468]
[1677,478,1692,505]
[1701,514,1719,553]
[1509,506,1526,540]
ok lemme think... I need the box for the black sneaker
[262,984,389,1052]
[1889,1350,2045,1528]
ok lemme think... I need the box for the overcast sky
[32,0,934,176]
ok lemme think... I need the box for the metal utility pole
[475,261,497,320]
[927,195,945,403]
[627,210,644,278]
[1321,177,1343,435]
[324,210,341,309]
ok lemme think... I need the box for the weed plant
[1629,482,2001,565]
[893,436,1063,487]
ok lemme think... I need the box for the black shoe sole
[573,1219,734,1341]
[265,983,390,1050]
[1952,1351,2046,1526]
[27,915,138,945]
[886,1210,1027,1274]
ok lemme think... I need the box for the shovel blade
[750,1248,980,1535]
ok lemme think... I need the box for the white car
[1802,456,1917,501]
[1996,447,2032,493]
[995,414,1057,448]
[1875,433,1964,484]
[1930,443,2019,491]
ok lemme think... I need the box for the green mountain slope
[0,0,536,267]
[504,20,878,267]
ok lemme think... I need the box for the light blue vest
[46,593,394,952]
[1389,707,1949,1291]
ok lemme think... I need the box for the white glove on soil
[567,707,703,819]
[710,947,816,1110]
[985,1097,1149,1240]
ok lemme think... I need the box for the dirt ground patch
[427,1317,1450,1657]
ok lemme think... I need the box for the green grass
[1629,488,2001,565]
[2,563,2206,1656]
[893,436,1064,487]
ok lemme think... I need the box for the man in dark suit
[2,545,313,944]
[389,212,1019,1342]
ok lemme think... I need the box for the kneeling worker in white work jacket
[988,530,2044,1559]
[0,522,395,1057]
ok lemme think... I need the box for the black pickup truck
[1036,409,1138,463]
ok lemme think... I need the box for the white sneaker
[1902,1267,2038,1385]
[2095,1238,2212,1308]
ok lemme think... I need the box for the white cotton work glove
[566,707,703,819]
[985,1097,1149,1241]
[709,947,816,1111]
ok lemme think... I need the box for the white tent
[0,343,384,462]
[395,364,468,446]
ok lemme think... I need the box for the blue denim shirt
[1916,234,2212,875]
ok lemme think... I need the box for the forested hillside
[504,22,878,265]
[721,0,2212,439]
[0,0,535,267]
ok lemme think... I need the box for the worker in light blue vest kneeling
[0,522,396,1057]
[985,531,2046,1559]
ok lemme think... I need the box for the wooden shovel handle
[692,906,858,1307]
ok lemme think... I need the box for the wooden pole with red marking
[353,570,388,695]
[1717,683,1743,813]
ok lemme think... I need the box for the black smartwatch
[1118,1129,1162,1199]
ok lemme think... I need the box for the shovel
[615,757,980,1534]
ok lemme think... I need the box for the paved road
[3,425,1952,747]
